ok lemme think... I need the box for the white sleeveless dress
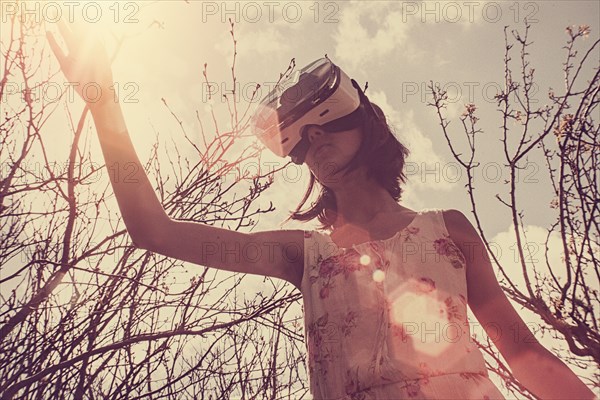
[301,208,506,399]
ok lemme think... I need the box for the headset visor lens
[252,58,335,138]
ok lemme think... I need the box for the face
[303,124,363,186]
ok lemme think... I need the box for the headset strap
[350,79,390,148]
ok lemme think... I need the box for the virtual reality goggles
[250,56,383,165]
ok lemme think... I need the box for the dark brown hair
[282,101,411,231]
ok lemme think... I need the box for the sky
[1,0,599,398]
[76,0,599,234]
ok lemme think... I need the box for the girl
[46,20,596,400]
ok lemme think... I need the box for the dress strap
[424,208,451,239]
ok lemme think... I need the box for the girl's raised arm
[45,21,305,289]
[46,19,169,248]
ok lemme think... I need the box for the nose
[304,125,325,145]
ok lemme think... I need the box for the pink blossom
[406,226,420,235]
[319,286,330,299]
[406,381,421,397]
[434,238,453,256]
[319,259,336,277]
[417,277,436,292]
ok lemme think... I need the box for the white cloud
[420,0,495,28]
[492,224,559,288]
[367,90,453,193]
[491,223,600,293]
[332,2,412,70]
[214,24,291,60]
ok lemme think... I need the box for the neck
[325,168,403,231]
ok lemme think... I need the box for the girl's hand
[46,20,116,112]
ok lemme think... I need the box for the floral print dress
[301,208,506,400]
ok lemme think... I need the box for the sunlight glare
[388,282,453,357]
[41,0,138,40]
[372,269,385,282]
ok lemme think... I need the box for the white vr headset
[250,56,384,165]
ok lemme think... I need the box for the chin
[314,161,349,186]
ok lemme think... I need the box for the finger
[46,31,67,66]
[57,18,76,51]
